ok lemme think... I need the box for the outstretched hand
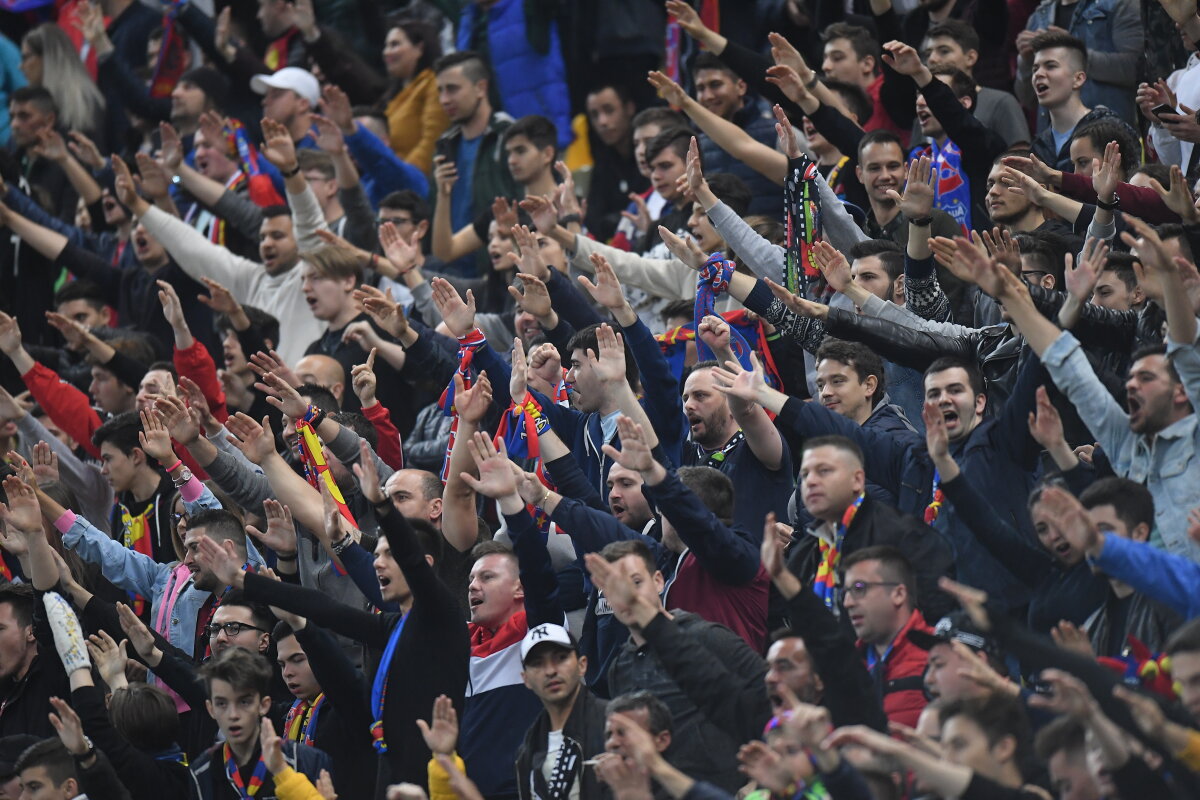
[458,432,518,500]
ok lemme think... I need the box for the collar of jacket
[440,110,517,145]
[857,606,930,655]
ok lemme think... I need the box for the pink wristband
[164,459,183,473]
[179,475,204,503]
[54,510,78,534]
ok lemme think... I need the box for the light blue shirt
[1042,329,1200,563]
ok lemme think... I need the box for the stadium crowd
[4,0,1200,799]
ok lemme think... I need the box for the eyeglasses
[206,622,266,638]
[1020,270,1049,287]
[375,215,414,227]
[842,581,899,599]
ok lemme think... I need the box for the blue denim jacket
[1043,330,1200,563]
[1025,0,1141,125]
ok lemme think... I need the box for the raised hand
[710,352,771,407]
[1147,164,1200,223]
[588,323,628,386]
[1051,619,1095,657]
[511,225,550,281]
[665,0,710,39]
[111,154,147,213]
[768,31,809,77]
[760,512,801,598]
[256,372,310,421]
[351,348,379,408]
[135,152,172,200]
[353,286,409,339]
[600,415,660,476]
[998,165,1048,206]
[245,499,297,557]
[44,311,91,352]
[458,432,518,500]
[518,194,558,233]
[621,191,652,235]
[553,162,582,217]
[583,553,644,626]
[320,84,355,135]
[433,156,458,196]
[455,371,493,425]
[198,111,229,155]
[736,740,792,794]
[310,114,347,155]
[1031,486,1102,558]
[1000,152,1058,186]
[351,439,386,504]
[491,197,518,237]
[416,694,459,756]
[772,103,802,159]
[887,155,936,220]
[116,602,160,662]
[31,441,59,484]
[195,532,245,589]
[156,279,189,333]
[812,240,853,293]
[430,278,477,338]
[658,225,707,270]
[509,337,529,400]
[49,697,90,756]
[1027,385,1069,453]
[197,276,243,316]
[763,278,830,319]
[32,129,69,164]
[137,408,178,467]
[1028,668,1100,719]
[86,630,129,690]
[923,400,952,464]
[0,474,41,533]
[697,314,731,353]
[260,118,298,173]
[156,393,201,446]
[225,413,278,465]
[1091,140,1123,203]
[881,40,927,78]
[1064,239,1107,303]
[0,312,22,356]
[647,70,687,108]
[379,222,422,275]
[67,131,104,170]
[508,273,554,322]
[260,718,288,775]
[579,254,628,312]
[765,64,809,107]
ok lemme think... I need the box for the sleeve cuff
[179,475,205,503]
[55,510,78,534]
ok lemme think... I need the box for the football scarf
[783,155,822,297]
[437,328,488,482]
[813,492,865,610]
[910,138,971,231]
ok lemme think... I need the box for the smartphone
[1152,103,1179,120]
[435,137,455,165]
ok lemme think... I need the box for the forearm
[57,156,103,205]
[442,419,480,552]
[681,96,787,184]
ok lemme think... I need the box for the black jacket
[607,611,767,793]
[788,494,957,626]
[0,589,71,739]
[515,688,609,800]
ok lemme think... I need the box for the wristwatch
[909,215,933,227]
[1094,193,1119,211]
[74,736,95,762]
[331,532,355,556]
[172,467,194,488]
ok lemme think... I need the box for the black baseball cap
[907,610,1004,662]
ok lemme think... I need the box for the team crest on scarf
[911,139,971,231]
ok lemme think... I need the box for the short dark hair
[53,281,107,313]
[380,190,431,224]
[607,691,673,735]
[1132,163,1171,187]
[587,83,635,106]
[261,205,293,222]
[1030,30,1088,71]
[925,356,984,398]
[940,693,1032,775]
[1013,231,1066,289]
[677,466,734,524]
[108,684,180,751]
[199,645,273,699]
[189,509,248,555]
[706,173,752,217]
[660,299,693,327]
[800,434,864,467]
[644,127,692,168]
[815,338,887,405]
[928,65,976,108]
[823,79,873,125]
[433,50,491,85]
[1033,715,1086,762]
[821,23,880,62]
[1166,618,1200,657]
[1155,222,1195,262]
[471,539,518,571]
[503,115,558,155]
[924,20,981,55]
[849,238,904,282]
[272,620,297,643]
[840,545,917,606]
[295,383,340,414]
[14,739,74,786]
[600,539,658,576]
[11,86,57,116]
[631,107,687,133]
[1101,252,1138,291]
[330,411,378,450]
[92,411,143,457]
[692,51,737,82]
[215,305,280,349]
[1078,477,1155,534]
[566,324,639,390]
[218,588,276,634]
[1071,121,1139,177]
[856,129,903,164]
[1129,342,1181,384]
[0,583,34,628]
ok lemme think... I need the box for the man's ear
[415,219,430,240]
[429,496,444,520]
[206,699,216,721]
[960,95,973,112]
[1132,522,1151,543]
[1039,274,1056,290]
[964,49,979,70]
[735,78,748,98]
[130,447,148,468]
[863,55,877,74]
[892,274,906,305]
[1072,70,1087,91]
[975,392,987,418]
[862,373,879,400]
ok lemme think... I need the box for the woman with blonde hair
[20,23,106,143]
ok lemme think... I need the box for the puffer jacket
[457,0,572,149]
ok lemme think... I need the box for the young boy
[191,648,332,800]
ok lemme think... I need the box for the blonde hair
[22,24,106,135]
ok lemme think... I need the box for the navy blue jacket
[776,353,1046,611]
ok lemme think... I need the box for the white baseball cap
[520,623,576,664]
[251,67,320,107]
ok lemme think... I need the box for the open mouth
[942,409,959,427]
[469,596,483,609]
[305,295,318,309]
[917,110,932,125]
[1052,541,1072,558]
[610,502,626,517]
[1034,81,1050,97]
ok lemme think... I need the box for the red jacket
[1060,171,1180,224]
[665,557,770,653]
[858,608,931,729]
